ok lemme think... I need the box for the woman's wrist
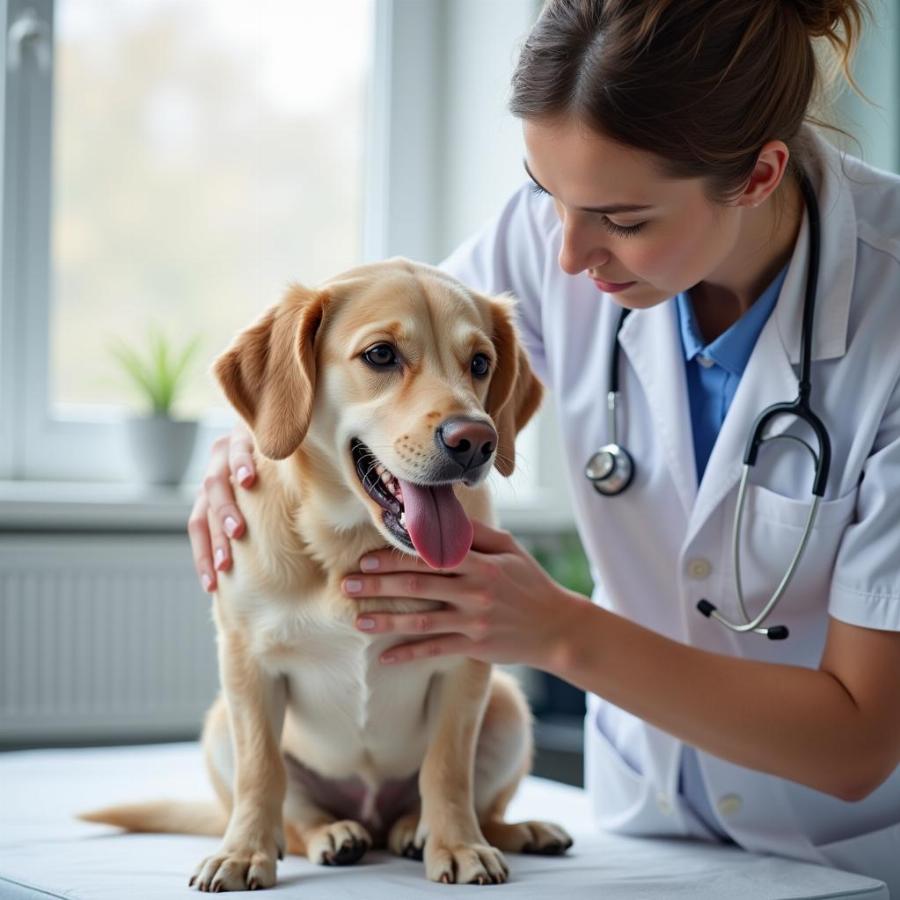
[541,586,597,680]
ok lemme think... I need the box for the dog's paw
[387,811,424,860]
[519,820,573,855]
[305,819,372,866]
[483,818,574,855]
[189,844,278,892]
[425,837,510,885]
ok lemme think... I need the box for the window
[51,0,372,417]
[1,0,376,480]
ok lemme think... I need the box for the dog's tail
[77,800,228,837]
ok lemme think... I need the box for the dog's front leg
[192,630,287,892]
[417,658,510,885]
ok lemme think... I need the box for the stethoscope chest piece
[585,443,634,495]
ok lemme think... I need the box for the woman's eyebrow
[522,159,653,214]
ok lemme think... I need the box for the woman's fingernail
[214,548,226,570]
[344,578,363,594]
[381,653,396,664]
[202,573,213,592]
[357,617,376,631]
[237,466,251,485]
[360,556,379,572]
[224,516,238,537]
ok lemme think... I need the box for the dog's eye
[363,343,398,368]
[471,353,491,379]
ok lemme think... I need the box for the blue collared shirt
[676,265,789,482]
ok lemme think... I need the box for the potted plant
[110,327,203,485]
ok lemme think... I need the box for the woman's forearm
[546,595,867,800]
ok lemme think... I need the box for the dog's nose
[435,417,497,472]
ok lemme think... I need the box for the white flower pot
[125,414,199,486]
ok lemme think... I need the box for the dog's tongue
[396,479,473,569]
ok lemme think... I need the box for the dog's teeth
[399,511,406,527]
[380,472,392,485]
[375,464,385,475]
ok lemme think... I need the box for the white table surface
[0,743,888,899]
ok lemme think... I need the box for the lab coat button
[717,794,743,817]
[687,558,712,580]
[698,355,715,368]
[656,793,673,814]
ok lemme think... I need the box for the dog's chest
[247,592,454,778]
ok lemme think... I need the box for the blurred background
[1,0,897,787]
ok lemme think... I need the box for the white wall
[434,0,538,261]
[834,0,899,171]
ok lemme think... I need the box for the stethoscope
[585,172,831,640]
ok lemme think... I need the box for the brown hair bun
[787,0,864,39]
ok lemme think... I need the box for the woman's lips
[591,277,637,293]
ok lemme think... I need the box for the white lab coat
[441,128,900,893]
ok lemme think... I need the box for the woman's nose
[557,215,610,275]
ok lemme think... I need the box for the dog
[80,258,573,890]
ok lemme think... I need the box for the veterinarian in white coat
[191,0,900,892]
[427,125,900,892]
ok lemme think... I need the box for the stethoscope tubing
[586,170,830,640]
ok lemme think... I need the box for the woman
[189,0,900,890]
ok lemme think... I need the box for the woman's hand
[187,423,256,593]
[341,520,589,670]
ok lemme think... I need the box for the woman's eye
[363,344,398,368]
[471,353,491,379]
[602,218,647,238]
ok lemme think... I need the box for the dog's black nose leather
[435,417,497,472]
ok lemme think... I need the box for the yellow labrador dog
[81,259,573,890]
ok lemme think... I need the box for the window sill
[0,480,198,533]
[0,481,575,535]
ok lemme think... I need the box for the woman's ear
[484,295,544,477]
[213,285,327,460]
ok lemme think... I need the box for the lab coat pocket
[743,483,858,529]
[735,484,858,614]
[585,702,654,834]
[813,821,900,897]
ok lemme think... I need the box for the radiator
[0,534,219,744]
[0,533,548,746]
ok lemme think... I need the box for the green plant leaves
[109,326,202,416]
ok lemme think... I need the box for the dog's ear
[213,285,327,460]
[484,295,544,477]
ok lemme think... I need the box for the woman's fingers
[355,608,465,637]
[189,428,254,592]
[208,502,230,574]
[187,492,216,592]
[228,422,256,488]
[355,551,452,576]
[204,467,246,543]
[379,634,474,665]
[469,518,518,554]
[343,570,464,604]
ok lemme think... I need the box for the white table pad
[0,743,888,899]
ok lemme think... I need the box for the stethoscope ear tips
[697,599,790,640]
[697,599,716,618]
[585,443,635,495]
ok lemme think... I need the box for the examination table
[0,742,888,899]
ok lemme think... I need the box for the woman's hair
[509,0,869,201]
